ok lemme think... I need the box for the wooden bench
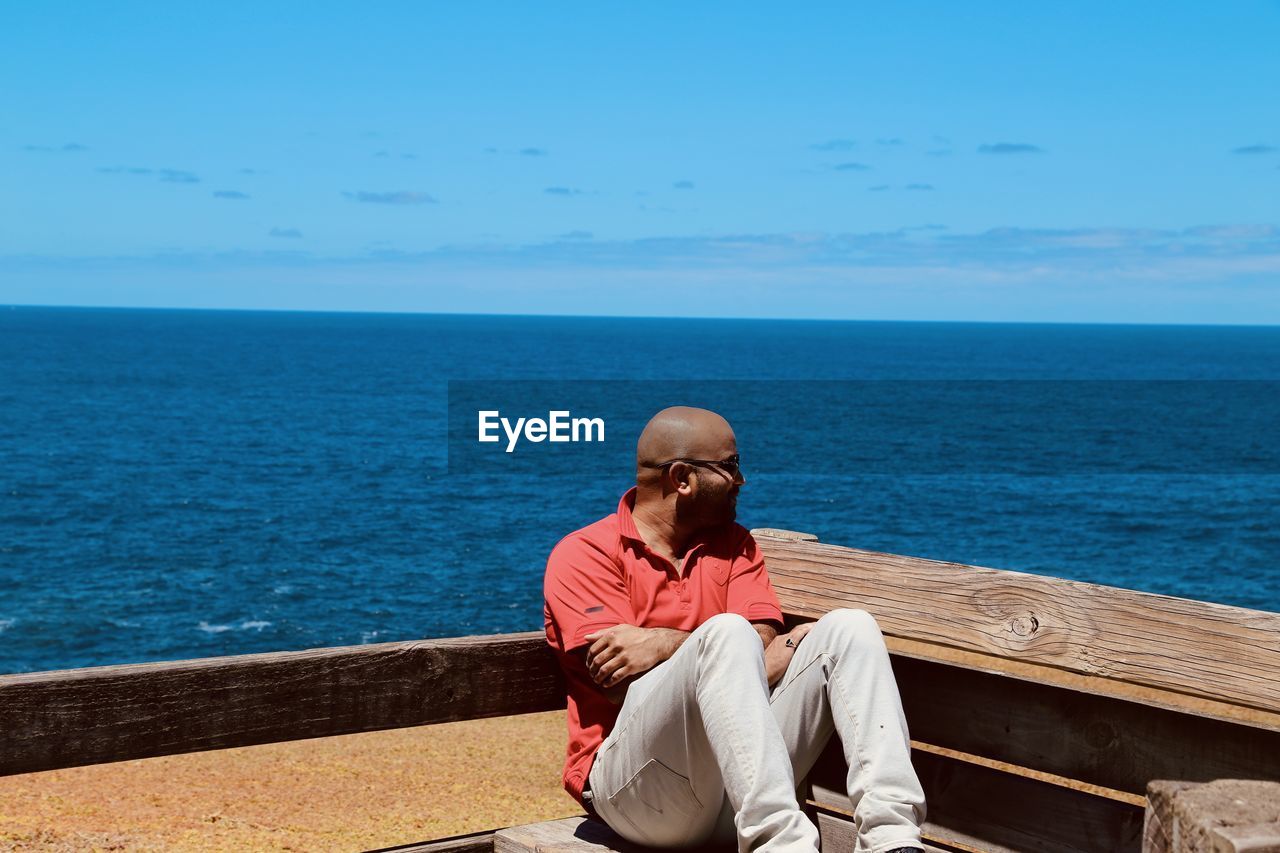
[3,529,1277,852]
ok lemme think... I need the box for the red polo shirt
[542,487,785,806]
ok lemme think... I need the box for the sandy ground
[0,710,581,852]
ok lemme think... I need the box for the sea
[2,306,1278,675]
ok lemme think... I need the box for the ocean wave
[197,619,273,634]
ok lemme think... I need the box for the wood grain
[757,536,1280,714]
[809,746,1145,853]
[0,633,565,777]
[892,655,1280,796]
[494,817,700,853]
[368,830,497,853]
[813,811,985,853]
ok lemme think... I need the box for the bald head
[632,406,742,534]
[636,407,736,479]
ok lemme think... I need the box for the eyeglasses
[646,453,741,479]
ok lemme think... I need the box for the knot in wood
[1083,719,1117,749]
[1006,613,1040,638]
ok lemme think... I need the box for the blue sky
[2,2,1278,322]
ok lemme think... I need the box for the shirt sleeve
[725,529,785,625]
[544,532,636,653]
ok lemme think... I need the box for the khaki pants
[587,610,925,852]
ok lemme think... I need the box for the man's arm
[581,620,799,704]
[754,622,778,650]
[763,622,814,688]
[723,529,802,687]
[582,625,690,703]
[753,620,796,688]
[544,533,639,699]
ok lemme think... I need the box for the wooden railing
[753,530,1280,853]
[756,530,1280,715]
[0,633,564,777]
[2,530,1278,853]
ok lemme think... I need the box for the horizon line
[3,301,1280,330]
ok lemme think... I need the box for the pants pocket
[608,757,703,842]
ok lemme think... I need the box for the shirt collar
[616,487,717,560]
[616,487,645,543]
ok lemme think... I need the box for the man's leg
[588,612,820,851]
[764,609,927,853]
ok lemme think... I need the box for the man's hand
[765,622,815,688]
[584,625,689,690]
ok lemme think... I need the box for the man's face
[686,434,744,528]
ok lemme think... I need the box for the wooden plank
[758,537,1280,715]
[752,528,819,542]
[0,633,565,776]
[809,745,1145,853]
[495,814,957,853]
[892,655,1280,796]
[494,816,691,852]
[493,814,959,853]
[367,829,496,852]
[812,811,981,853]
[884,635,1280,732]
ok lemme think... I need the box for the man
[543,406,926,852]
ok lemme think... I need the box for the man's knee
[695,612,762,654]
[699,611,755,637]
[817,608,885,646]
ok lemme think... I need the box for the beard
[684,478,738,529]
